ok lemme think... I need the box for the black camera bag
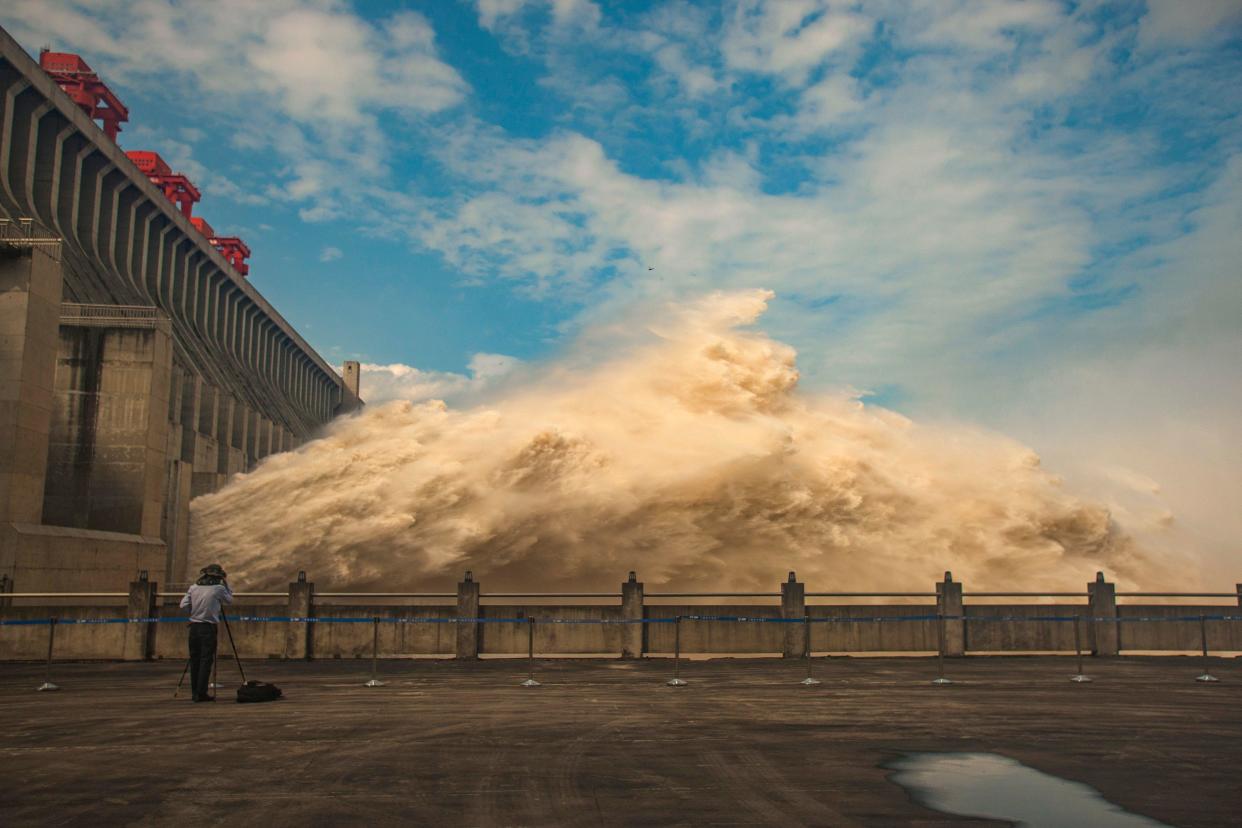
[236,680,282,703]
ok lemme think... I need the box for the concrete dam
[0,26,358,593]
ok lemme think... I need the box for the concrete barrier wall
[2,570,1238,661]
[1119,605,1242,651]
[965,604,1086,652]
[647,606,783,653]
[0,607,130,659]
[482,605,625,655]
[315,606,456,657]
[151,603,286,660]
[810,605,939,652]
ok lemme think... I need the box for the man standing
[179,564,233,702]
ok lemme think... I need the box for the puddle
[886,752,1171,827]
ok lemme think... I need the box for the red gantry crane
[42,49,252,279]
[38,50,128,140]
[191,217,250,277]
[125,151,201,218]
[211,236,251,277]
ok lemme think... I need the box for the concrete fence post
[125,571,158,661]
[456,571,480,659]
[621,571,644,659]
[781,571,806,658]
[286,571,314,660]
[936,571,965,656]
[1087,571,1118,656]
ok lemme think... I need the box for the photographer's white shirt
[179,583,234,624]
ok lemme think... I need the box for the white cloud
[1138,0,1242,48]
[476,0,602,33]
[901,0,1063,51]
[8,1,467,127]
[721,0,871,85]
[319,246,343,263]
[352,354,522,404]
[4,0,468,225]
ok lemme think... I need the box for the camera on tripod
[195,563,227,587]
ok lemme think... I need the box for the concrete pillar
[781,571,806,658]
[1087,571,1118,656]
[936,571,965,656]
[456,570,480,659]
[215,395,234,474]
[197,380,216,439]
[337,360,361,415]
[125,571,158,661]
[166,459,193,585]
[0,248,62,524]
[285,571,314,660]
[179,373,200,462]
[41,321,173,537]
[621,571,644,659]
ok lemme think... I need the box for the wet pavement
[0,655,1238,826]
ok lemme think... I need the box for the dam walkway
[0,656,1238,826]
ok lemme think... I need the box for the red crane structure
[41,48,252,279]
[125,151,201,217]
[38,50,128,140]
[211,236,251,277]
[191,216,250,277]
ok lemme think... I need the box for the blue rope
[2,614,1239,626]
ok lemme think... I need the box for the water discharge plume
[191,290,1163,592]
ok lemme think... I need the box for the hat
[200,563,227,577]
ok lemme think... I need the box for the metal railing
[5,611,1238,693]
[0,217,61,249]
[60,302,165,329]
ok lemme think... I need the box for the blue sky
[5,0,1242,578]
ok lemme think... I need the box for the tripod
[173,614,246,698]
[220,612,247,683]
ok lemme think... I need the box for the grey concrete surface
[1,656,1238,826]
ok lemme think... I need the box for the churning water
[887,752,1171,827]
[191,290,1160,591]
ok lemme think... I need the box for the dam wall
[0,27,361,593]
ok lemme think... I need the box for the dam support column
[125,571,158,661]
[781,571,806,658]
[621,571,644,659]
[936,571,965,656]
[1088,572,1118,656]
[286,571,314,660]
[456,571,480,659]
[0,247,62,527]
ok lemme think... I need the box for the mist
[190,290,1168,591]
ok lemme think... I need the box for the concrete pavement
[0,656,1238,826]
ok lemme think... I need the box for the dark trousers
[188,623,218,700]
